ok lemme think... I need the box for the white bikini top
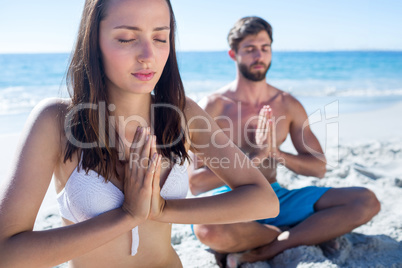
[57,161,189,256]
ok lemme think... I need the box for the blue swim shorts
[211,182,331,227]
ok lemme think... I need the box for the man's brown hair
[227,16,273,52]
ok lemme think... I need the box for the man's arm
[188,152,226,195]
[277,96,327,178]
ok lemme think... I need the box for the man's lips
[132,71,155,81]
[251,64,266,70]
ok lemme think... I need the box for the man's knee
[353,188,381,223]
[193,224,237,252]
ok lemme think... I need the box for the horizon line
[1,49,402,55]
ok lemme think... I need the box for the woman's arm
[156,98,279,224]
[0,99,149,268]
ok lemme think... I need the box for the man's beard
[238,61,271,82]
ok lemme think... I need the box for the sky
[0,0,401,53]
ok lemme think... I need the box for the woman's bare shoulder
[183,97,213,143]
[29,98,71,121]
[22,98,72,157]
[183,96,211,120]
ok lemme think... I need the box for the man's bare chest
[214,104,290,155]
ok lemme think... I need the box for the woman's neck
[108,90,153,140]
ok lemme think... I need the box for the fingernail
[152,152,157,160]
[146,134,150,141]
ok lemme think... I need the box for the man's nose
[253,49,263,60]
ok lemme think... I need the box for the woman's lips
[132,72,155,81]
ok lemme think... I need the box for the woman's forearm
[0,208,139,268]
[159,182,279,225]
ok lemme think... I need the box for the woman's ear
[228,49,236,61]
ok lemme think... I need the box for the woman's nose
[137,41,154,64]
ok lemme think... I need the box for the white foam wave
[0,85,67,115]
[184,79,402,99]
[291,87,402,97]
[1,80,402,116]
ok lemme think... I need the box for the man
[189,16,380,267]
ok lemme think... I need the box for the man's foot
[212,250,228,268]
[226,253,242,268]
[234,241,280,264]
[319,238,341,258]
[227,253,271,268]
[240,261,270,268]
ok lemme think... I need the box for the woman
[0,0,279,267]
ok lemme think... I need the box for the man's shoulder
[267,85,295,104]
[271,87,304,111]
[271,89,309,125]
[283,92,304,111]
[198,85,236,117]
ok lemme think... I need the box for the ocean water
[1,51,402,134]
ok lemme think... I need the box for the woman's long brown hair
[63,0,189,181]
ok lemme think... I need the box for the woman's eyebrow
[113,25,170,31]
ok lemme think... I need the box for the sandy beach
[0,101,401,268]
